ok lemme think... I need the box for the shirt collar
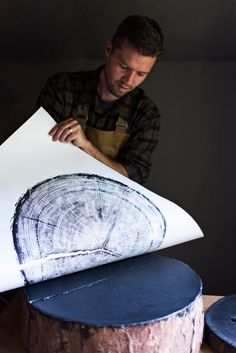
[78,65,141,121]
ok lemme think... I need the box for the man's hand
[49,117,88,150]
[49,118,128,178]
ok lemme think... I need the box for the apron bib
[73,104,129,159]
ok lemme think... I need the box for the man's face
[103,39,157,99]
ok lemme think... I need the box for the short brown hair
[112,15,164,57]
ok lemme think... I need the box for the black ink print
[13,174,166,284]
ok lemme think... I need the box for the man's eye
[138,72,146,77]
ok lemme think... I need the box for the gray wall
[144,61,236,295]
[0,1,235,295]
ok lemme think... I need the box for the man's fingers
[64,124,81,142]
[49,118,75,133]
[49,118,79,142]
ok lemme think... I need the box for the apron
[73,104,129,160]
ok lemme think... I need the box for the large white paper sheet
[0,108,203,292]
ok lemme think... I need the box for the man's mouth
[118,82,132,90]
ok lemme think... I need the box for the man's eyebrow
[119,59,129,67]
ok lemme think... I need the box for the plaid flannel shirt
[38,66,160,184]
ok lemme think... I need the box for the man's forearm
[79,140,128,178]
[48,117,128,178]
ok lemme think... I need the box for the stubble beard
[107,82,124,98]
[104,69,133,98]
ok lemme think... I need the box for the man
[39,15,163,185]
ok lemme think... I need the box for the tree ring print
[12,174,166,285]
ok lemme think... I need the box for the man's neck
[97,69,118,103]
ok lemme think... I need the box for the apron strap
[74,104,89,132]
[115,117,128,133]
[74,104,129,134]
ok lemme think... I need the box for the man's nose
[123,70,136,86]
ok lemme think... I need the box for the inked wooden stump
[205,295,236,353]
[22,254,204,353]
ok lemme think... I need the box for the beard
[107,81,134,98]
[104,69,133,98]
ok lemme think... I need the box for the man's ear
[105,40,113,58]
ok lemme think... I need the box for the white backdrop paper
[0,108,203,292]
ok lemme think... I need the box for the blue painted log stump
[22,254,204,353]
[205,295,236,353]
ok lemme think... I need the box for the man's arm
[117,100,160,185]
[49,117,128,177]
[39,73,128,177]
[38,73,160,184]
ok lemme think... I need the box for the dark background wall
[0,0,235,295]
